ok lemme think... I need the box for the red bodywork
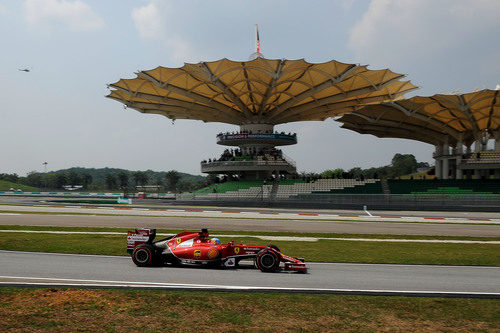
[127,228,307,273]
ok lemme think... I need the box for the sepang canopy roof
[338,89,500,146]
[107,57,416,125]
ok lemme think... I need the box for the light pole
[42,162,48,191]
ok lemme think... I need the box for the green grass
[0,226,498,266]
[0,289,498,332]
[0,180,39,192]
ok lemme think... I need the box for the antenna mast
[255,24,261,55]
[249,24,264,60]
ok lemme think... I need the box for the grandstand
[275,179,380,198]
[387,179,500,196]
[190,179,381,200]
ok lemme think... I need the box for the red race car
[127,228,307,273]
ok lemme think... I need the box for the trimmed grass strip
[0,288,498,332]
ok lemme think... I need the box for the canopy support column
[495,130,500,152]
[434,145,442,179]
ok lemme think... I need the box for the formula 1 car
[127,228,307,273]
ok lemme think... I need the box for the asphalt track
[2,196,500,219]
[1,213,500,236]
[1,250,499,298]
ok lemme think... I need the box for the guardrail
[177,193,500,211]
[201,158,296,169]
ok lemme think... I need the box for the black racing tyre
[255,249,280,273]
[132,244,155,267]
[268,244,280,253]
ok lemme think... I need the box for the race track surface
[1,251,499,298]
[1,213,500,236]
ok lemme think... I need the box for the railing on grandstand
[201,157,296,168]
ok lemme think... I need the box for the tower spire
[249,24,263,60]
[255,24,261,55]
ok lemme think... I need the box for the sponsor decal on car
[208,248,219,259]
[234,247,240,255]
[176,238,181,244]
[224,258,236,267]
[244,247,261,251]
[194,250,201,259]
[168,242,173,246]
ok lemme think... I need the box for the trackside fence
[177,193,500,212]
[2,191,500,211]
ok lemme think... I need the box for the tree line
[303,154,430,180]
[0,168,206,192]
[1,154,430,192]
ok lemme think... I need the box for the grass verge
[0,288,498,332]
[0,226,499,266]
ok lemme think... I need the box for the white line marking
[363,205,373,217]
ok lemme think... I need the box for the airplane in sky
[18,67,31,72]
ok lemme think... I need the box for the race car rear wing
[126,228,156,254]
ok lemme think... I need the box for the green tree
[165,170,181,192]
[348,167,363,179]
[41,173,57,189]
[391,154,418,177]
[67,171,81,186]
[25,172,42,187]
[133,171,148,187]
[82,173,93,189]
[0,173,19,183]
[117,171,129,190]
[320,169,344,179]
[104,174,117,190]
[55,174,67,189]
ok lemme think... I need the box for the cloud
[0,3,8,15]
[23,0,104,32]
[131,1,164,40]
[131,0,196,63]
[348,0,500,66]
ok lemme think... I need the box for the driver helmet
[210,237,221,244]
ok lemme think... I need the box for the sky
[1,0,499,176]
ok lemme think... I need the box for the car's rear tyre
[256,249,280,273]
[132,244,155,267]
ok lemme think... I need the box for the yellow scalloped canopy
[338,89,500,146]
[107,57,417,125]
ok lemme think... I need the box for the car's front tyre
[131,244,155,267]
[255,249,281,273]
